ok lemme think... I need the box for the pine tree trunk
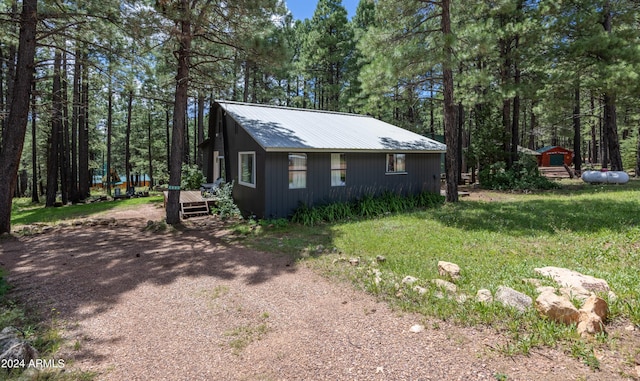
[603,92,622,170]
[601,1,622,171]
[106,84,113,196]
[590,94,597,165]
[60,51,70,205]
[572,86,582,171]
[0,0,36,233]
[166,0,192,225]
[165,109,170,165]
[147,110,154,187]
[70,46,81,202]
[125,90,133,193]
[442,0,458,203]
[47,51,63,207]
[183,96,190,165]
[78,52,90,199]
[197,93,205,169]
[30,81,38,203]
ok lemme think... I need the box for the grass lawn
[240,179,640,365]
[10,194,164,227]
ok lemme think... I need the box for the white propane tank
[581,170,630,184]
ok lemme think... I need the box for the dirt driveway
[0,204,635,380]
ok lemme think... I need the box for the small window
[238,151,255,187]
[386,153,406,174]
[331,153,346,186]
[289,153,307,189]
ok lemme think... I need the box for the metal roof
[536,145,572,153]
[217,101,446,153]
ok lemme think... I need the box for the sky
[284,0,360,20]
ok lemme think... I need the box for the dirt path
[0,205,636,380]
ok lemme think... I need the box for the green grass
[238,179,640,360]
[10,194,163,227]
[224,313,271,355]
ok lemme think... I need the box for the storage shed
[536,146,573,167]
[202,101,446,219]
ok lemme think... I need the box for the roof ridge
[215,99,371,118]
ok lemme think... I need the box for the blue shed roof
[218,101,446,153]
[537,145,572,153]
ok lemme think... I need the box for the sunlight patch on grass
[10,195,163,227]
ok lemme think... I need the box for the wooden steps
[163,190,215,219]
[181,201,209,218]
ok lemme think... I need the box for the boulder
[559,287,592,302]
[476,289,493,303]
[0,327,21,352]
[580,294,608,321]
[402,276,418,285]
[413,286,427,295]
[495,286,532,312]
[536,286,556,294]
[534,266,610,293]
[431,279,457,294]
[0,327,38,365]
[577,313,605,337]
[438,261,461,281]
[535,291,580,325]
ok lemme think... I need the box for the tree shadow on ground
[0,221,298,320]
[432,196,640,237]
[0,220,309,367]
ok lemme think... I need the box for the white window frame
[331,153,346,187]
[386,153,407,174]
[288,153,307,189]
[238,151,256,188]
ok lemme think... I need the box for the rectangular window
[386,153,406,174]
[289,153,307,189]
[238,151,255,187]
[331,153,346,186]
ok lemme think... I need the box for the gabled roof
[217,101,446,153]
[536,145,572,153]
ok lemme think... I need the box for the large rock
[559,287,592,302]
[431,279,457,294]
[580,294,608,321]
[438,261,461,281]
[535,291,580,324]
[534,266,610,293]
[0,327,39,365]
[402,276,418,285]
[577,313,605,337]
[0,327,21,353]
[495,286,532,312]
[476,289,493,303]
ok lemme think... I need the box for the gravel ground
[1,204,637,380]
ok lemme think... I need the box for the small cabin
[536,146,573,167]
[201,101,446,219]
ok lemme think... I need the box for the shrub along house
[201,101,446,219]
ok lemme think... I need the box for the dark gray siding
[263,151,441,219]
[224,114,267,217]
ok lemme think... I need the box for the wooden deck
[163,191,216,218]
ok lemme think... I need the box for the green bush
[212,181,241,219]
[479,154,560,191]
[291,191,444,226]
[181,164,205,190]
